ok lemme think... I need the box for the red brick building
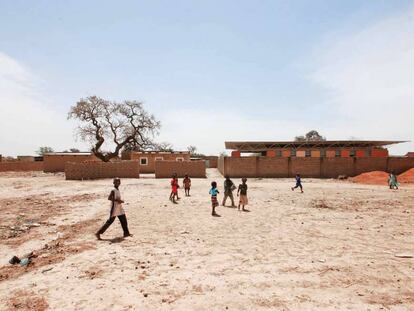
[225,140,402,158]
[219,140,414,178]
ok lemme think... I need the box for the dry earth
[0,169,413,310]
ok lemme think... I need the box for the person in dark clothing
[291,174,304,193]
[237,178,249,211]
[222,176,236,207]
[96,178,132,240]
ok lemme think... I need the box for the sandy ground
[0,169,413,311]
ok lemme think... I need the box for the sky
[1,0,413,156]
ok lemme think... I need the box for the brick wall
[355,158,387,175]
[224,157,257,178]
[218,156,226,175]
[44,154,97,172]
[257,157,289,177]
[387,157,414,174]
[155,160,206,178]
[65,161,140,180]
[290,158,321,178]
[219,156,414,178]
[321,158,355,178]
[0,161,44,172]
[204,156,218,168]
[17,156,35,162]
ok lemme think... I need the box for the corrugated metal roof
[225,140,408,152]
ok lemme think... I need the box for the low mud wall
[65,161,140,180]
[155,161,206,178]
[0,162,44,172]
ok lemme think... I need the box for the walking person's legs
[222,194,228,206]
[96,216,116,239]
[118,214,131,237]
[229,192,235,206]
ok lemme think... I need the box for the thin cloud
[0,52,86,156]
[309,7,414,154]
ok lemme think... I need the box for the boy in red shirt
[169,173,180,203]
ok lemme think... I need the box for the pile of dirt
[398,168,414,183]
[351,171,389,185]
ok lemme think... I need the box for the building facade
[219,140,414,178]
[126,151,190,174]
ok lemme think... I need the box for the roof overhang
[225,140,407,152]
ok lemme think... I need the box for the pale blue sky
[1,0,413,155]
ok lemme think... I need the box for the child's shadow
[100,237,125,244]
[241,209,251,212]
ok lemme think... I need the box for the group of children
[169,173,250,216]
[96,169,402,239]
[209,177,249,216]
[95,174,303,239]
[169,173,192,203]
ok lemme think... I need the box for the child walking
[237,178,249,211]
[209,181,220,216]
[222,176,236,207]
[388,171,399,190]
[183,174,191,197]
[96,178,132,240]
[291,173,304,193]
[170,173,180,203]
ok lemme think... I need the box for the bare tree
[68,96,160,162]
[123,141,174,152]
[187,145,205,157]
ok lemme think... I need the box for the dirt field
[0,169,413,310]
